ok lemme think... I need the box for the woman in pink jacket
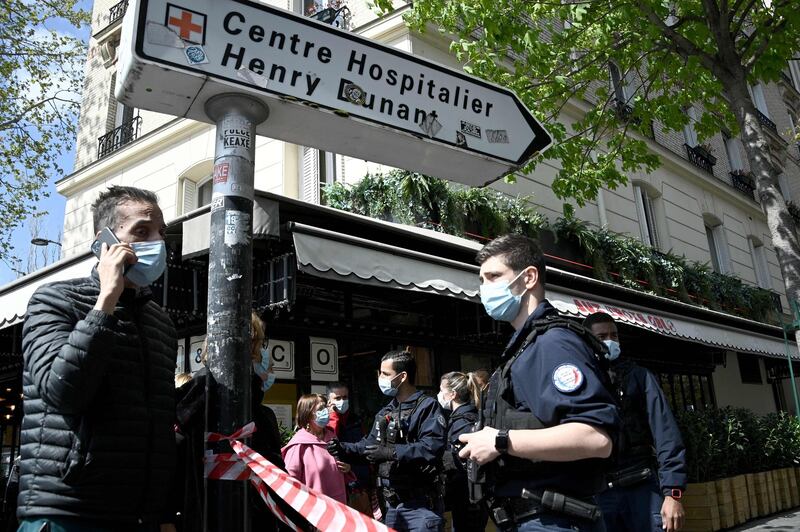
[282,394,354,503]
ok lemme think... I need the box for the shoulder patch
[552,364,584,393]
[437,414,447,427]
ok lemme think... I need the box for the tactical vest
[442,408,479,475]
[376,394,437,487]
[470,316,613,500]
[611,359,655,466]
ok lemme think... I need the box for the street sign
[117,0,552,186]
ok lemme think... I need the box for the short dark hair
[92,186,159,233]
[583,312,616,330]
[326,381,348,395]
[476,234,547,285]
[381,350,416,383]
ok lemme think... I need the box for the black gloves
[327,438,343,458]
[365,444,396,463]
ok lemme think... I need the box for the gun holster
[606,465,653,489]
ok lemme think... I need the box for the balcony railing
[729,170,756,201]
[685,144,716,174]
[756,109,778,134]
[97,116,141,159]
[109,0,129,26]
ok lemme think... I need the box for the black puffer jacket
[18,271,177,524]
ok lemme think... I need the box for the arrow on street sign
[117,0,553,186]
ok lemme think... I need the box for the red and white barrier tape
[205,423,395,532]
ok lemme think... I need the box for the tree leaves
[0,1,89,264]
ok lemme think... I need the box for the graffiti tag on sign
[213,162,230,184]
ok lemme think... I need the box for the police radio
[376,415,390,444]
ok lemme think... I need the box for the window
[609,62,637,105]
[723,133,743,171]
[658,371,715,412]
[301,147,338,205]
[705,221,730,274]
[748,84,769,117]
[633,184,660,248]
[737,353,763,385]
[749,237,772,290]
[178,160,214,214]
[683,107,699,147]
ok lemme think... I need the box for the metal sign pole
[204,94,268,532]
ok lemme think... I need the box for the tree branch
[634,1,718,72]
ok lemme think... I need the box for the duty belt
[489,488,600,529]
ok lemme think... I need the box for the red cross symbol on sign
[165,4,206,45]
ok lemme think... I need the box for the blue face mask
[604,340,621,361]
[314,408,330,427]
[253,350,275,391]
[261,373,276,392]
[378,374,401,397]
[125,240,167,286]
[479,269,527,322]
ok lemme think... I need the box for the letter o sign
[310,337,338,382]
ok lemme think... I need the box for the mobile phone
[91,227,121,259]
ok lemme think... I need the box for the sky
[0,2,93,285]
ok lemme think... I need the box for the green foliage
[323,170,546,240]
[278,421,296,446]
[326,171,778,323]
[0,1,90,263]
[404,0,800,206]
[549,215,776,321]
[676,407,800,483]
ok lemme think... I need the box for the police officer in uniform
[329,350,446,532]
[585,312,687,532]
[459,234,620,532]
[438,372,488,532]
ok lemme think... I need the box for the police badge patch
[552,364,584,393]
[437,414,447,427]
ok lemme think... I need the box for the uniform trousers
[384,497,444,532]
[596,473,663,532]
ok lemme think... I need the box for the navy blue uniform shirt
[342,390,446,466]
[611,359,687,491]
[494,300,621,496]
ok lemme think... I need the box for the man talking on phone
[17,186,178,532]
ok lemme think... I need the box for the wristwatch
[663,488,683,499]
[495,429,510,454]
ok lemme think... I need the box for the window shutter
[633,185,653,247]
[644,195,660,249]
[301,146,320,204]
[106,73,118,132]
[183,179,197,215]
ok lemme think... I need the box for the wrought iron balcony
[685,144,716,174]
[108,0,129,26]
[307,4,351,30]
[756,109,778,134]
[729,170,756,201]
[97,116,141,159]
